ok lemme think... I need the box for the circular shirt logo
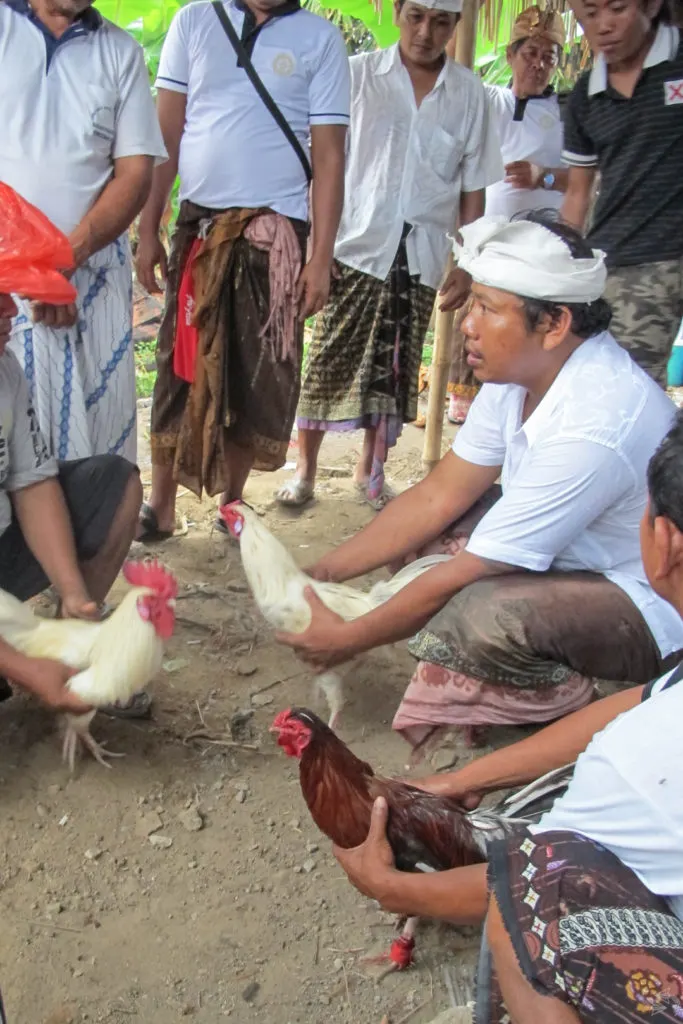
[272,52,295,76]
[539,113,555,130]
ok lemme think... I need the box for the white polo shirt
[453,331,683,658]
[484,85,564,218]
[0,0,167,237]
[334,45,503,290]
[533,669,683,920]
[156,0,351,222]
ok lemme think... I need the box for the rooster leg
[362,915,418,971]
[62,713,125,772]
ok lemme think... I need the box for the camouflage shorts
[604,257,683,387]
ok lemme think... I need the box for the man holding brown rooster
[279,213,683,748]
[332,410,683,1023]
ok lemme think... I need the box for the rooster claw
[62,728,126,772]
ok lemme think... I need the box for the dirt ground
[0,406,495,1024]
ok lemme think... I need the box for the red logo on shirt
[665,79,683,104]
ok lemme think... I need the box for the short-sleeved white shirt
[156,0,351,222]
[452,331,683,657]
[533,669,683,920]
[334,45,503,290]
[0,0,167,237]
[0,352,57,539]
[484,85,564,218]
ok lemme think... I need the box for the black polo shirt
[563,23,683,269]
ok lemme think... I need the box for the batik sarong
[9,237,136,461]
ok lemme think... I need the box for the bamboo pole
[422,273,455,472]
[421,0,478,472]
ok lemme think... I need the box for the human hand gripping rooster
[271,707,573,968]
[220,502,450,729]
[0,560,177,769]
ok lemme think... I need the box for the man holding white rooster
[0,293,142,714]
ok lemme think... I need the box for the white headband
[453,217,607,304]
[413,0,463,12]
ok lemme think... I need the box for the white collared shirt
[533,670,683,920]
[333,45,503,290]
[484,85,564,217]
[586,21,680,98]
[453,332,683,658]
[156,0,350,222]
[0,2,167,236]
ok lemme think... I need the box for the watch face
[543,172,555,189]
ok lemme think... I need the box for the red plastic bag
[173,237,203,384]
[0,183,77,304]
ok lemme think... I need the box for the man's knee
[430,577,523,663]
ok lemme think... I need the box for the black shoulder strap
[642,659,683,702]
[211,1,312,185]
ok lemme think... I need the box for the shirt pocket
[84,85,117,153]
[423,123,465,183]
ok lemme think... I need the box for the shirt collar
[377,43,448,88]
[5,0,102,30]
[588,22,680,96]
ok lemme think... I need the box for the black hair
[653,0,672,26]
[647,411,683,533]
[510,209,613,340]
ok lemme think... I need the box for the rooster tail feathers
[499,763,576,821]
[368,555,453,606]
[123,559,178,600]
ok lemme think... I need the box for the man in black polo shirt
[561,0,683,386]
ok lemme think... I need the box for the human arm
[439,188,485,312]
[333,797,489,924]
[413,685,645,800]
[504,161,570,193]
[561,166,597,231]
[0,639,91,713]
[136,88,187,294]
[296,124,347,318]
[309,450,501,583]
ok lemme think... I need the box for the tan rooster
[0,560,177,769]
[219,502,450,728]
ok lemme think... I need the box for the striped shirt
[563,24,683,268]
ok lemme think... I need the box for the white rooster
[0,560,177,769]
[220,502,450,728]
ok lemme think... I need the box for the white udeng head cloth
[413,0,463,12]
[453,217,607,303]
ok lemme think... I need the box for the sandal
[136,502,174,543]
[100,690,152,720]
[274,478,315,508]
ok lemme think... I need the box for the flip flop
[274,478,315,508]
[100,690,153,720]
[137,502,174,543]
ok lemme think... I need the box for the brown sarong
[393,487,670,743]
[150,200,307,497]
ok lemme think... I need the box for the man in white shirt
[330,411,683,1024]
[447,6,569,426]
[276,0,502,509]
[1,0,166,463]
[278,214,683,748]
[135,0,349,539]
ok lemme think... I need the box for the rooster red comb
[123,559,178,600]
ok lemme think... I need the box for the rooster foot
[361,934,416,971]
[62,727,125,772]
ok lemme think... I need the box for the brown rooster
[271,707,572,968]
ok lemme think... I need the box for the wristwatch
[542,171,556,190]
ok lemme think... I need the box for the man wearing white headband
[279,213,683,746]
[276,0,502,510]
